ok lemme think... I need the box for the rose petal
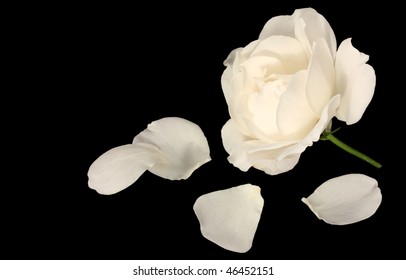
[132,117,211,180]
[259,15,295,39]
[193,184,264,253]
[251,151,300,175]
[246,73,288,139]
[88,117,210,194]
[222,95,340,175]
[301,174,382,225]
[251,36,307,73]
[241,56,285,80]
[279,94,340,159]
[335,38,376,125]
[277,70,317,139]
[221,119,253,161]
[292,8,337,57]
[221,68,252,137]
[223,41,260,72]
[87,143,163,195]
[259,8,336,58]
[221,119,298,174]
[306,38,335,117]
[293,16,312,60]
[222,43,263,138]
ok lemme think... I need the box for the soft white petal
[223,41,260,78]
[222,96,340,175]
[193,184,264,253]
[251,152,300,175]
[247,74,287,139]
[292,8,337,57]
[222,59,257,137]
[87,143,163,195]
[222,46,252,108]
[229,141,301,175]
[251,36,307,73]
[335,38,376,125]
[221,119,253,160]
[294,17,312,60]
[302,174,382,225]
[279,94,340,159]
[260,8,337,59]
[305,38,335,117]
[277,70,318,139]
[227,41,261,69]
[221,119,298,174]
[132,117,211,180]
[259,8,336,48]
[259,15,295,39]
[221,61,234,106]
[241,56,285,79]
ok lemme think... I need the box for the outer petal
[132,117,211,180]
[305,38,335,117]
[250,148,300,175]
[277,70,318,139]
[259,15,295,39]
[87,143,163,195]
[193,184,264,253]
[302,174,382,225]
[335,38,376,125]
[221,119,254,160]
[250,35,307,73]
[221,119,298,174]
[259,8,336,58]
[291,8,337,57]
[222,95,339,175]
[221,42,262,138]
[279,94,340,160]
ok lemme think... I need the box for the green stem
[320,131,382,168]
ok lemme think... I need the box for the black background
[4,1,400,260]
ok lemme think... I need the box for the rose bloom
[221,8,376,175]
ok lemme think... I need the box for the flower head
[221,8,376,175]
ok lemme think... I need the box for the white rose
[221,7,376,175]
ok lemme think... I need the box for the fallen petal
[133,117,211,180]
[301,174,382,225]
[88,143,163,195]
[88,117,210,195]
[193,184,264,253]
